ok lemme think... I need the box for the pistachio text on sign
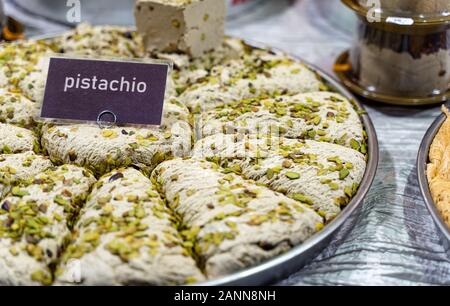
[63,75,148,93]
[41,57,169,126]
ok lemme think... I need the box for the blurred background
[2,0,357,73]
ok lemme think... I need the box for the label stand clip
[97,110,117,129]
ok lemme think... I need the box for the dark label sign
[40,57,170,126]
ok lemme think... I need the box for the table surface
[5,0,450,286]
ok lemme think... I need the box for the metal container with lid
[336,0,450,105]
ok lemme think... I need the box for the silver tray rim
[417,113,450,244]
[15,34,380,286]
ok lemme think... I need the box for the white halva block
[135,0,226,57]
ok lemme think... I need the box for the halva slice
[56,168,204,285]
[427,106,450,227]
[0,152,53,199]
[152,158,322,278]
[0,165,96,285]
[0,92,39,128]
[135,0,226,57]
[54,23,144,58]
[198,92,365,151]
[41,99,191,176]
[41,121,192,176]
[181,53,323,112]
[0,40,55,96]
[194,134,366,221]
[0,123,38,154]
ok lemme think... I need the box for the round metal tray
[200,43,380,285]
[417,113,450,250]
[15,34,379,286]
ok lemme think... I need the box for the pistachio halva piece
[212,51,323,96]
[161,98,192,129]
[0,123,38,154]
[0,39,54,66]
[0,40,55,95]
[193,134,366,221]
[152,158,323,278]
[159,37,246,90]
[135,0,226,57]
[40,99,191,176]
[54,23,144,58]
[0,152,53,199]
[41,121,191,176]
[0,165,96,285]
[0,92,39,128]
[13,43,54,103]
[198,92,365,151]
[0,24,369,284]
[181,53,324,112]
[56,168,204,285]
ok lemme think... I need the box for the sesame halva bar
[0,165,96,285]
[55,168,204,285]
[199,91,365,152]
[152,158,323,279]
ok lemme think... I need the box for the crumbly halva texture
[161,98,192,129]
[181,53,323,112]
[54,23,144,58]
[0,152,53,199]
[198,92,365,151]
[17,59,49,103]
[193,134,366,221]
[152,158,323,278]
[0,40,55,98]
[40,98,192,176]
[0,123,38,154]
[41,122,191,176]
[55,168,204,285]
[55,24,244,92]
[0,92,39,128]
[18,24,144,102]
[17,55,174,106]
[427,106,450,228]
[135,0,226,57]
[160,37,246,91]
[41,121,192,176]
[0,165,96,285]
